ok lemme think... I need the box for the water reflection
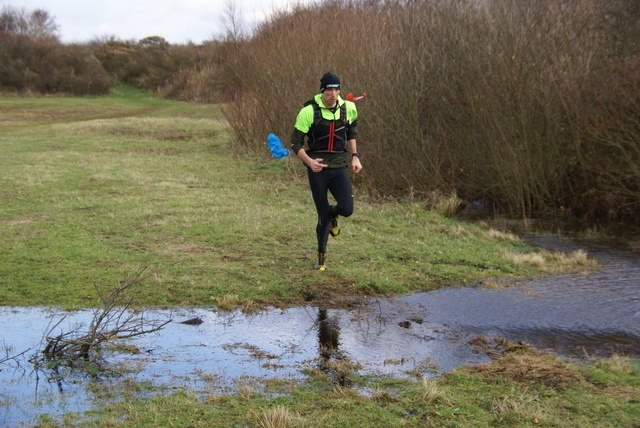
[318,308,340,360]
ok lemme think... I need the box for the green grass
[36,352,639,427]
[0,88,592,308]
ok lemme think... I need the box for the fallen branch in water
[33,264,175,365]
[1,341,31,367]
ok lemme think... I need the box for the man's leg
[307,168,332,268]
[307,168,354,269]
[328,168,354,236]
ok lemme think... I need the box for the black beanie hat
[320,72,340,92]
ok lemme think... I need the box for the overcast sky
[2,0,312,44]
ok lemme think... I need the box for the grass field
[2,88,637,427]
[0,86,564,309]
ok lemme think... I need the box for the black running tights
[307,167,354,253]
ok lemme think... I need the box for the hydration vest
[305,100,348,153]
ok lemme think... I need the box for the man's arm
[347,139,362,173]
[296,148,328,173]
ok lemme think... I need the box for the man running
[290,72,363,270]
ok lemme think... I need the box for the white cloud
[1,0,311,44]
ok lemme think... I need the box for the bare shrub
[0,32,112,95]
[91,37,173,91]
[153,41,237,103]
[32,266,173,366]
[221,0,640,224]
[0,6,113,95]
[0,6,59,39]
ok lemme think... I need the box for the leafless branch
[1,341,31,366]
[33,265,175,365]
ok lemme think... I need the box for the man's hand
[308,158,328,173]
[351,156,363,173]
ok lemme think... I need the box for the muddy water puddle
[1,236,638,426]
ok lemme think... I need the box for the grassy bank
[39,348,639,427]
[0,88,574,309]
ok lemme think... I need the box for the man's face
[321,88,340,107]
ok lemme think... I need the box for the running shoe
[314,253,327,271]
[329,205,340,237]
[329,215,340,237]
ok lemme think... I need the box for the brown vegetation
[0,32,112,95]
[225,0,640,226]
[0,6,111,95]
[467,337,584,391]
[222,0,640,226]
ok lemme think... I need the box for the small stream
[1,235,638,426]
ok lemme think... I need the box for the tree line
[2,1,639,226]
[0,6,233,100]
